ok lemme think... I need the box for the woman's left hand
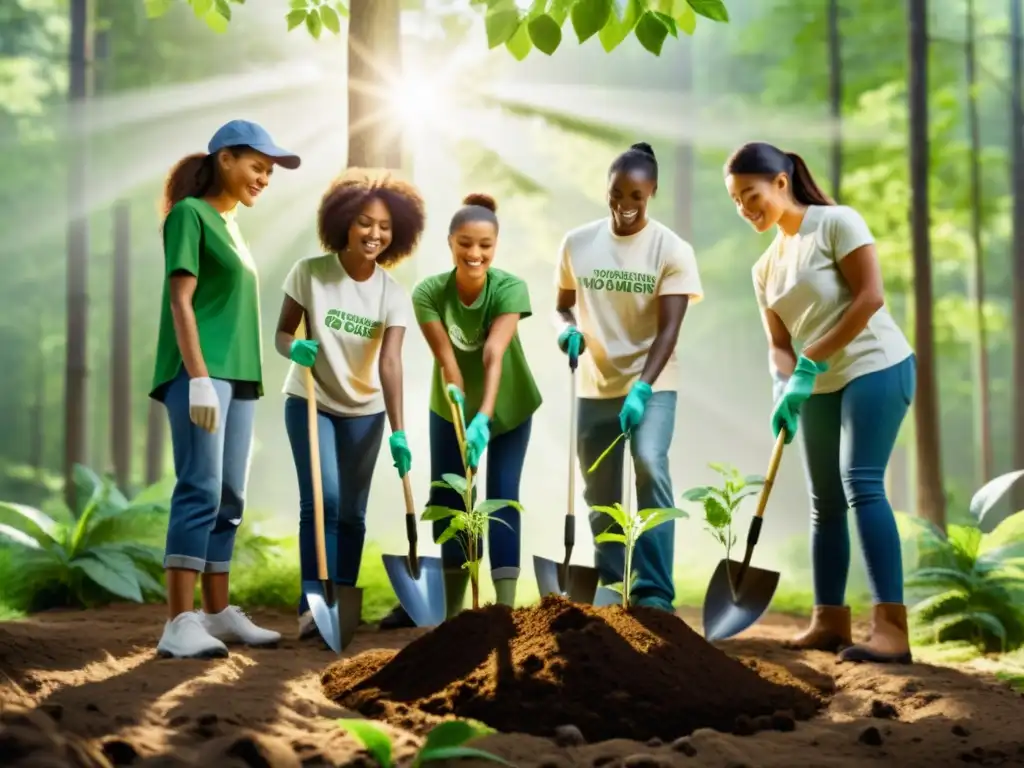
[770,355,828,443]
[389,430,412,477]
[464,413,491,470]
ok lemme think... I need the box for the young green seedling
[338,717,512,767]
[587,432,690,608]
[680,462,766,563]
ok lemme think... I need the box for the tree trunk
[30,317,45,473]
[111,201,131,491]
[907,0,947,530]
[673,38,694,242]
[965,0,994,486]
[347,0,403,169]
[1011,0,1024,507]
[64,0,92,510]
[827,0,842,202]
[145,400,165,486]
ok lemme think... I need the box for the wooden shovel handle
[752,430,787,520]
[301,316,328,581]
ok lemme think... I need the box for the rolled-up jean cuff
[491,566,520,581]
[164,554,206,572]
[204,560,231,574]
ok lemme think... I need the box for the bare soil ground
[1,603,1023,767]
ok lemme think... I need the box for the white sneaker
[200,606,281,647]
[298,610,318,640]
[157,612,229,659]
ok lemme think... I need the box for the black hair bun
[463,193,497,212]
[630,142,656,159]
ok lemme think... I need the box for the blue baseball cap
[207,119,301,169]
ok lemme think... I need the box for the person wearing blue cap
[149,119,301,659]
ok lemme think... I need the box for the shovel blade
[303,580,343,654]
[701,558,780,642]
[382,553,446,627]
[533,555,600,604]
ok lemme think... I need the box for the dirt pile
[323,595,824,742]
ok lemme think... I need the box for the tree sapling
[338,717,511,767]
[680,462,766,563]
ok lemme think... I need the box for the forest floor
[1,602,1023,768]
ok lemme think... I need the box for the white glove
[188,376,220,433]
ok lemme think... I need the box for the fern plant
[0,464,170,611]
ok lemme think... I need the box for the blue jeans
[577,392,677,609]
[798,355,915,607]
[429,411,531,579]
[163,368,255,573]
[284,397,385,614]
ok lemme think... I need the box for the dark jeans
[799,355,916,607]
[284,396,385,615]
[428,411,531,578]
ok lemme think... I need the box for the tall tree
[1011,0,1024,509]
[347,0,402,168]
[907,0,946,529]
[111,203,132,490]
[827,0,842,201]
[674,37,694,242]
[964,0,993,486]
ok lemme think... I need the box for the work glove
[619,380,653,434]
[771,355,829,444]
[771,371,790,406]
[389,431,412,478]
[464,413,491,470]
[188,376,220,433]
[557,325,586,361]
[446,382,465,408]
[289,339,319,368]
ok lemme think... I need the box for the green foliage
[338,716,510,768]
[144,0,251,34]
[679,463,766,562]
[902,511,1024,653]
[0,465,170,611]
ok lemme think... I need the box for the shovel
[381,473,446,627]
[701,430,787,642]
[533,349,600,603]
[300,337,362,654]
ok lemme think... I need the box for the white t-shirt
[282,254,410,416]
[556,217,704,399]
[753,204,913,394]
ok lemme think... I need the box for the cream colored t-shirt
[753,204,913,395]
[556,217,704,399]
[282,255,410,416]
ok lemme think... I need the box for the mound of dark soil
[323,596,824,742]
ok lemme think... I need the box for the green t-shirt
[412,268,542,436]
[150,197,264,399]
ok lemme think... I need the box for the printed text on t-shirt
[324,309,382,339]
[578,269,656,294]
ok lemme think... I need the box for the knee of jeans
[809,491,848,526]
[841,466,888,509]
[175,476,221,517]
[632,444,669,485]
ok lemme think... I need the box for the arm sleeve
[556,234,576,290]
[411,280,441,324]
[162,203,202,277]
[752,262,768,310]
[385,284,411,329]
[494,277,533,320]
[657,238,704,303]
[828,206,875,262]
[281,258,309,308]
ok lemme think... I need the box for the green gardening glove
[445,382,465,408]
[289,339,319,368]
[464,413,490,470]
[557,325,586,362]
[619,381,653,434]
[388,431,411,477]
[770,355,829,444]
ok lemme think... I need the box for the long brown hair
[160,146,246,217]
[724,142,834,207]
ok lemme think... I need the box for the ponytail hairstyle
[724,142,833,207]
[449,192,499,234]
[160,145,247,218]
[609,141,659,188]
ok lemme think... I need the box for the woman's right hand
[558,325,586,361]
[188,376,220,433]
[289,339,319,368]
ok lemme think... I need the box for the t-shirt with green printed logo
[282,254,411,416]
[411,268,542,436]
[150,197,264,399]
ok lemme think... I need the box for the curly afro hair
[317,168,426,269]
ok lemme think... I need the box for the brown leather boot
[838,603,913,664]
[782,605,852,651]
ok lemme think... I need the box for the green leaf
[603,581,624,594]
[421,505,456,522]
[634,13,667,56]
[571,0,612,43]
[336,2,349,17]
[640,507,689,533]
[598,0,640,51]
[430,480,453,491]
[673,0,696,34]
[595,531,627,544]
[442,473,468,494]
[436,524,460,545]
[290,0,308,8]
[0,522,44,550]
[686,0,728,22]
[679,486,711,502]
[485,4,521,49]
[215,0,232,20]
[742,474,767,486]
[592,503,628,529]
[474,499,523,516]
[203,8,229,32]
[587,432,626,474]
[528,13,562,55]
[653,11,677,36]
[144,0,175,18]
[418,746,512,766]
[505,21,533,60]
[703,495,730,529]
[306,8,323,37]
[0,501,60,541]
[418,720,496,761]
[190,0,214,17]
[71,553,144,603]
[339,719,393,768]
[320,5,341,33]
